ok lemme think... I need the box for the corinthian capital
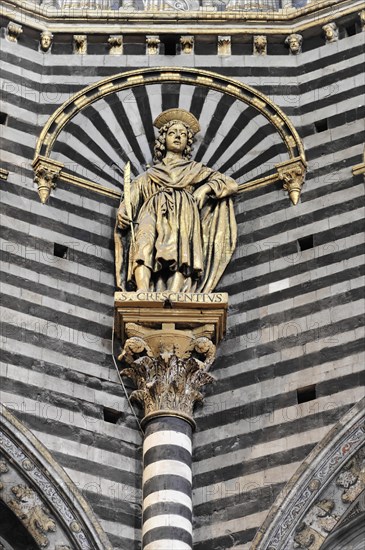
[118,322,216,424]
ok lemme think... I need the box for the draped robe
[115,157,238,293]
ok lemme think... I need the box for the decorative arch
[250,398,365,550]
[0,403,113,550]
[32,67,306,205]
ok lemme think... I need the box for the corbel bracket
[32,156,64,204]
[276,156,307,206]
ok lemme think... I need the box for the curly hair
[153,120,194,164]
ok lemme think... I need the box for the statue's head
[153,109,200,163]
[40,31,53,51]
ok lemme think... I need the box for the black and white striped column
[142,415,193,550]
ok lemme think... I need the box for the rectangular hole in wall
[314,119,328,133]
[103,407,123,424]
[161,35,179,55]
[0,112,8,125]
[53,243,68,259]
[345,24,357,37]
[297,385,317,404]
[298,235,314,251]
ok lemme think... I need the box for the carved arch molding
[251,398,365,550]
[0,403,113,550]
[32,67,306,205]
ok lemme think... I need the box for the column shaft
[142,416,193,550]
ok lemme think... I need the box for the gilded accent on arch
[33,67,306,203]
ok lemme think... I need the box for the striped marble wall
[0,19,364,549]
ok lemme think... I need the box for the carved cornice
[251,398,365,550]
[276,156,307,206]
[0,403,113,549]
[0,0,362,34]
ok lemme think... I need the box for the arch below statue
[251,398,365,550]
[0,403,113,550]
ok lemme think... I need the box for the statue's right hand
[117,206,131,229]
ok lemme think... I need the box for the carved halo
[154,108,201,134]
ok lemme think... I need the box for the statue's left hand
[193,184,211,209]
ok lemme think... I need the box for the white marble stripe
[143,514,193,536]
[144,541,192,550]
[143,430,192,455]
[143,460,192,484]
[143,490,192,512]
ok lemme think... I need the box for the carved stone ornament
[7,484,57,547]
[108,35,123,55]
[6,21,23,43]
[254,35,267,55]
[276,157,306,205]
[118,322,216,422]
[146,35,160,55]
[0,459,9,490]
[218,35,231,56]
[180,35,194,54]
[0,168,9,181]
[40,31,53,52]
[73,35,87,54]
[285,33,303,55]
[32,156,63,204]
[322,22,338,43]
[360,10,365,31]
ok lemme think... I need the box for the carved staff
[123,161,135,244]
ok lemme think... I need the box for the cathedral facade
[0,0,364,548]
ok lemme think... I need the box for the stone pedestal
[114,291,228,549]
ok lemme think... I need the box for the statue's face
[41,35,51,49]
[289,37,299,52]
[165,123,188,154]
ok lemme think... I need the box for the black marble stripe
[194,443,314,490]
[14,410,141,455]
[1,321,111,368]
[143,475,191,499]
[104,93,146,170]
[52,450,139,488]
[193,527,258,550]
[214,336,363,397]
[106,532,140,550]
[0,349,129,399]
[132,86,155,158]
[229,286,363,342]
[144,416,193,437]
[306,131,364,162]
[143,526,192,546]
[161,82,181,111]
[231,141,287,181]
[194,404,354,463]
[144,444,191,469]
[53,138,117,187]
[206,106,258,169]
[194,93,236,163]
[1,225,113,274]
[143,501,192,523]
[1,249,114,296]
[85,490,142,525]
[0,271,112,315]
[300,84,365,115]
[0,201,112,250]
[81,104,139,177]
[194,482,282,527]
[189,85,210,122]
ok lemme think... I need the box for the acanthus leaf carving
[119,325,216,419]
[7,484,56,548]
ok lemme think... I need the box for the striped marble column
[142,415,193,550]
